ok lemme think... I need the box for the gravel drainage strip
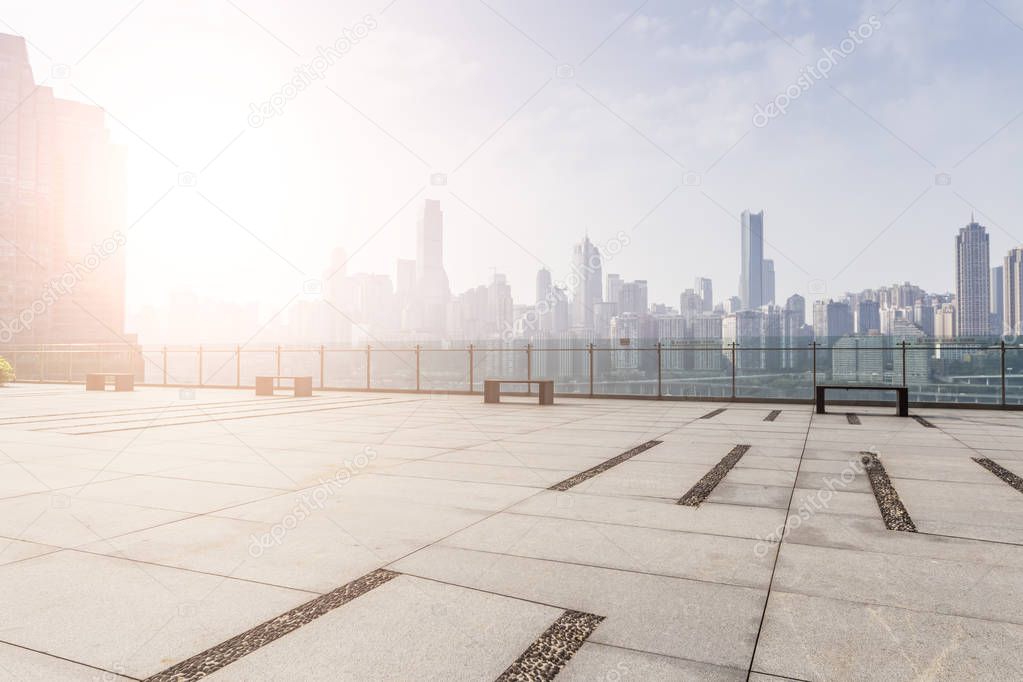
[846,413,861,424]
[861,452,916,532]
[764,410,782,422]
[496,610,604,681]
[700,408,727,419]
[678,444,752,506]
[548,440,662,491]
[973,457,1023,494]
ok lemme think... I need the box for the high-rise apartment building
[856,300,881,335]
[694,277,713,312]
[813,300,853,344]
[620,280,647,314]
[991,265,1004,335]
[605,273,622,305]
[1006,248,1023,336]
[954,217,990,336]
[762,259,775,306]
[571,236,602,329]
[739,210,764,310]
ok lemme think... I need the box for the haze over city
[2,0,1022,346]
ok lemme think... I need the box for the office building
[954,217,990,336]
[739,210,764,310]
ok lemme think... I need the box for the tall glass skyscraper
[740,210,764,310]
[954,217,990,337]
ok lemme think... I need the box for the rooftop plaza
[1,384,1022,680]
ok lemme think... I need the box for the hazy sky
[5,0,1023,319]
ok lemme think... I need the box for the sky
[4,0,1023,321]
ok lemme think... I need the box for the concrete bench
[255,375,313,397]
[815,384,908,417]
[484,379,554,405]
[85,373,134,392]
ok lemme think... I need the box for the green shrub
[0,356,14,385]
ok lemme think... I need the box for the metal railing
[2,339,1022,408]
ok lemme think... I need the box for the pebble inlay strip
[700,408,727,419]
[145,568,399,682]
[846,413,861,425]
[548,440,662,491]
[861,452,916,532]
[912,415,936,428]
[972,457,1023,494]
[677,444,752,506]
[496,610,604,681]
[764,410,782,422]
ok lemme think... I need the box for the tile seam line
[584,640,755,673]
[433,542,768,590]
[763,587,1023,626]
[745,410,815,681]
[500,509,782,544]
[0,637,142,681]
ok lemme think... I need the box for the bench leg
[294,377,312,397]
[538,383,553,405]
[897,390,909,417]
[483,382,500,404]
[255,377,274,396]
[114,375,134,392]
[815,386,826,414]
[85,375,104,391]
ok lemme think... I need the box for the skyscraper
[991,265,1005,335]
[1006,248,1023,336]
[409,199,451,336]
[813,300,853,343]
[620,280,648,314]
[762,259,775,306]
[955,217,990,336]
[856,300,881,335]
[605,273,623,305]
[0,34,125,344]
[695,277,713,312]
[739,210,764,310]
[571,236,602,329]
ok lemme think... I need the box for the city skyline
[0,1,1018,324]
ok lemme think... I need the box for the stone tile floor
[0,384,1022,680]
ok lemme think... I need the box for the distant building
[571,236,603,329]
[762,259,776,306]
[694,277,713,312]
[991,265,1005,335]
[855,300,881,335]
[620,280,648,314]
[813,300,853,345]
[1006,248,1023,336]
[605,273,623,305]
[955,217,990,336]
[739,210,765,310]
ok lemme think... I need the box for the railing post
[198,345,203,387]
[656,342,662,398]
[39,347,45,383]
[468,344,475,392]
[162,346,168,385]
[588,343,594,397]
[236,345,242,387]
[320,344,325,389]
[366,344,371,390]
[526,343,532,394]
[415,344,421,392]
[275,344,282,376]
[901,341,907,387]
[68,348,73,383]
[730,342,737,399]
[811,341,818,397]
[1001,339,1007,406]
